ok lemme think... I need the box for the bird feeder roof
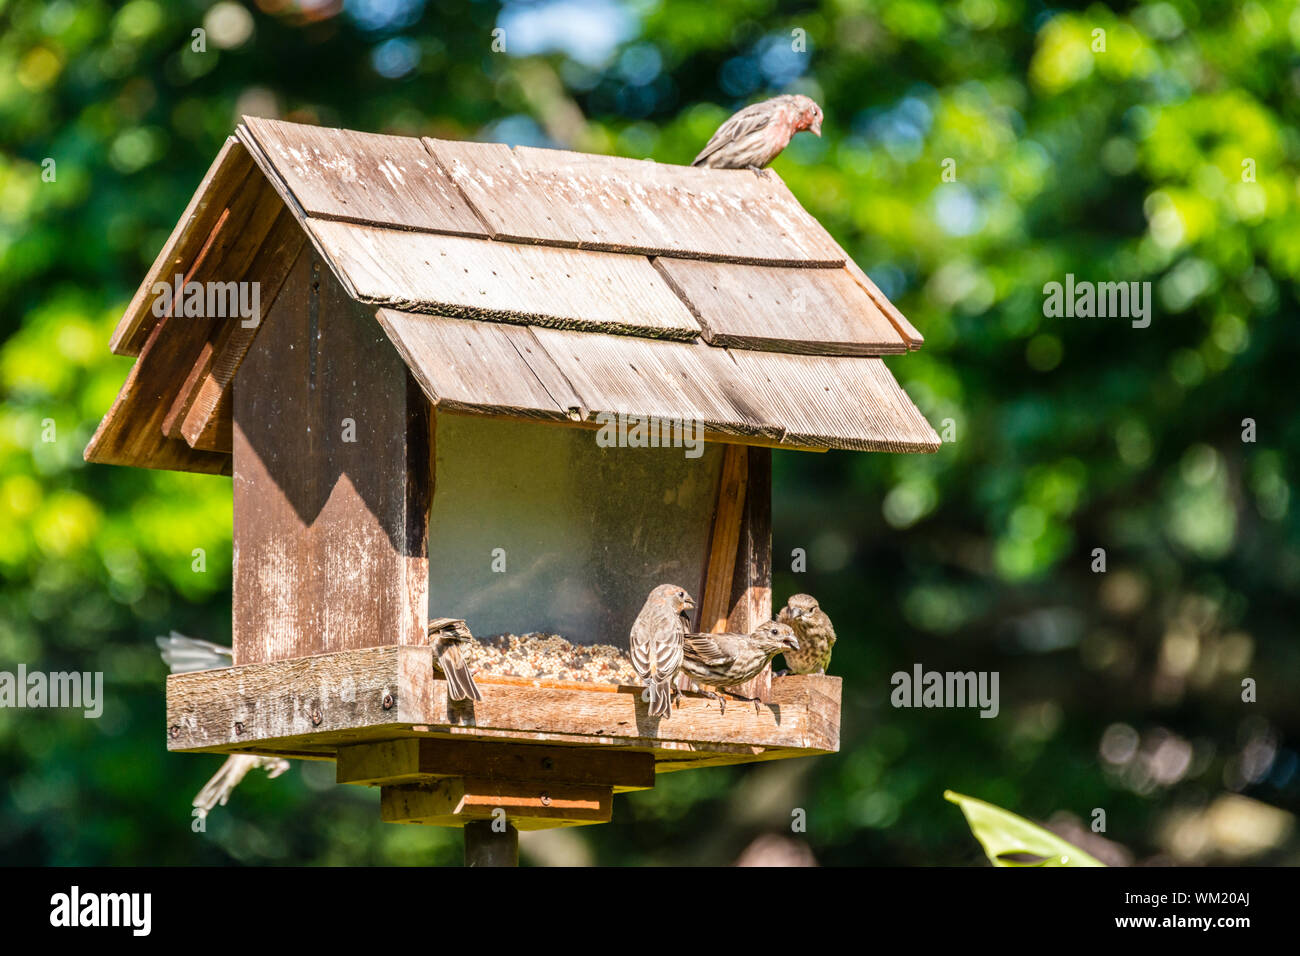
[87,117,940,475]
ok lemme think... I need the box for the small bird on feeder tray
[681,622,799,715]
[630,584,696,718]
[156,632,290,818]
[692,94,824,172]
[427,617,483,702]
[776,594,837,675]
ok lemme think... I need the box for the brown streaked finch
[681,622,799,714]
[630,584,695,718]
[156,632,290,818]
[692,94,823,171]
[428,617,483,702]
[776,594,837,675]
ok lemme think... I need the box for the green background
[1,0,1297,865]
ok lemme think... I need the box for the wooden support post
[231,247,431,664]
[465,820,518,867]
[697,444,749,633]
[690,444,774,701]
[690,444,774,703]
[727,446,773,701]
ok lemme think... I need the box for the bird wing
[629,615,652,679]
[630,606,667,679]
[683,633,736,666]
[692,103,778,166]
[652,616,685,679]
[191,754,289,818]
[156,631,233,674]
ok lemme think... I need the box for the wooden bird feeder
[86,118,938,859]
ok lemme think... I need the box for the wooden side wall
[232,247,431,664]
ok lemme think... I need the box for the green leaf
[944,791,1105,867]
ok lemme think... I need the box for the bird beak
[786,635,800,650]
[810,119,822,137]
[792,608,804,619]
[684,597,696,611]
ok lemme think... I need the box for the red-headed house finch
[776,594,837,675]
[427,618,483,702]
[692,94,824,171]
[681,622,799,714]
[630,584,695,718]
[156,632,289,819]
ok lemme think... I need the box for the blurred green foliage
[1,0,1297,865]
[945,790,1104,866]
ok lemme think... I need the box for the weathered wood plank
[429,138,846,266]
[83,310,235,475]
[87,173,299,473]
[165,644,841,759]
[723,349,942,452]
[654,256,907,355]
[110,138,255,356]
[374,310,583,423]
[178,206,307,452]
[85,177,261,475]
[231,248,431,664]
[381,778,612,829]
[368,316,937,455]
[526,326,775,442]
[306,219,700,339]
[697,445,748,634]
[843,258,924,350]
[336,738,655,791]
[160,187,298,441]
[529,327,940,452]
[239,116,490,237]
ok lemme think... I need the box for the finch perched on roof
[428,617,483,702]
[692,94,823,171]
[776,594,837,675]
[630,584,695,718]
[681,622,799,714]
[155,632,290,818]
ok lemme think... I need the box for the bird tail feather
[646,677,673,718]
[439,647,483,702]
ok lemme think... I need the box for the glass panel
[428,413,723,648]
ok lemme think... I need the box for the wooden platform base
[166,644,841,828]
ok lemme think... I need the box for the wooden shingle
[375,309,584,423]
[653,257,907,356]
[238,116,490,237]
[373,312,940,453]
[307,220,701,339]
[429,138,846,266]
[724,348,939,452]
[843,257,924,350]
[527,326,771,441]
